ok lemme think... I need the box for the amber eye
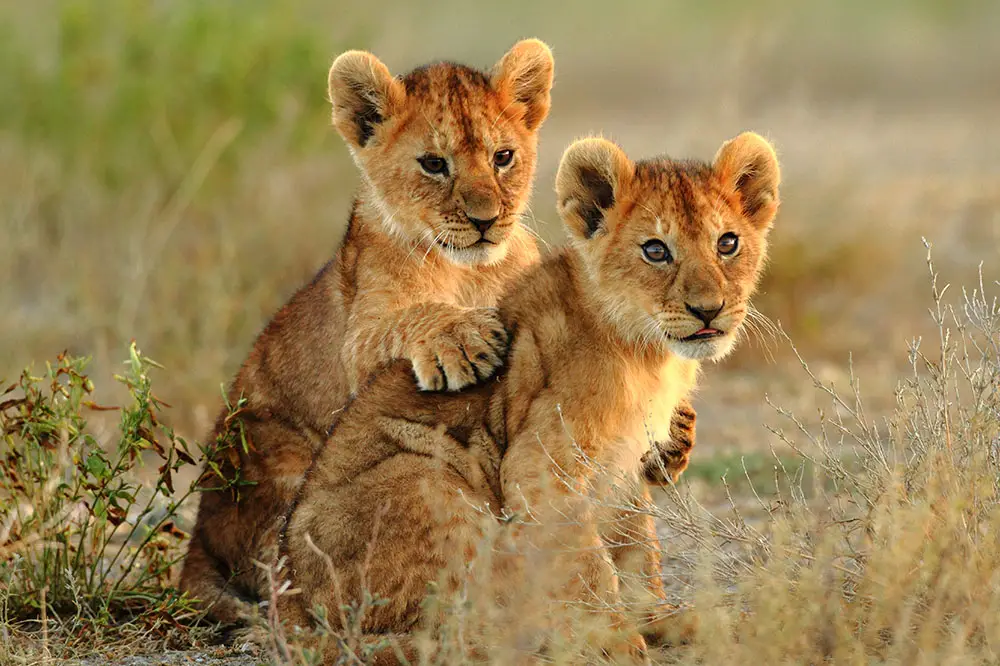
[641,240,672,263]
[717,232,739,256]
[494,149,514,168]
[418,155,449,176]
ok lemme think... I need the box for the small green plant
[194,390,257,502]
[0,343,216,658]
[684,451,809,495]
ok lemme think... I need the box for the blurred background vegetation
[2,0,998,454]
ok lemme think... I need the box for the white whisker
[422,230,447,263]
[405,228,435,263]
[521,204,551,250]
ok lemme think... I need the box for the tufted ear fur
[328,50,406,149]
[555,137,632,241]
[491,39,554,131]
[713,132,781,229]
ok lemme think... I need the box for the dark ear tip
[327,50,401,148]
[555,137,630,239]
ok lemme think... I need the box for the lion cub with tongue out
[279,131,781,663]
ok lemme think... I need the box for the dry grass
[651,254,1000,664]
[257,250,1000,665]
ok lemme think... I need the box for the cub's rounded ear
[713,132,781,229]
[328,50,406,150]
[555,138,632,241]
[491,39,554,131]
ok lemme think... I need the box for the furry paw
[409,308,509,391]
[642,603,698,647]
[603,631,651,666]
[641,443,691,485]
[225,621,270,653]
[642,401,696,484]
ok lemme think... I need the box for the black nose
[467,215,498,234]
[686,302,724,326]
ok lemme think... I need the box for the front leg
[509,494,651,665]
[607,485,698,647]
[641,398,696,485]
[501,431,649,664]
[343,302,509,393]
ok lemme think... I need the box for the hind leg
[282,452,497,653]
[179,534,258,625]
[181,413,318,624]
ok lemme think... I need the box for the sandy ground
[72,650,261,666]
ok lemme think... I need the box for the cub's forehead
[628,159,732,234]
[402,62,493,99]
[398,63,508,150]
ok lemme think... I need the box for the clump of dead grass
[653,246,1000,664]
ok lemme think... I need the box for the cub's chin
[439,240,510,266]
[666,332,738,362]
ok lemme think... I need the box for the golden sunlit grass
[4,260,997,664]
[253,250,999,665]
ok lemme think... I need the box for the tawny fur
[179,40,556,623]
[279,132,781,663]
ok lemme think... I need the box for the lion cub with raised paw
[279,132,781,664]
[179,40,555,624]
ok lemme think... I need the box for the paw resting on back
[409,308,509,392]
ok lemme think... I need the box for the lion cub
[280,132,781,663]
[180,40,555,623]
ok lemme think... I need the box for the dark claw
[675,408,696,422]
[460,347,481,382]
[433,356,447,391]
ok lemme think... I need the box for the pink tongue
[696,328,720,335]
